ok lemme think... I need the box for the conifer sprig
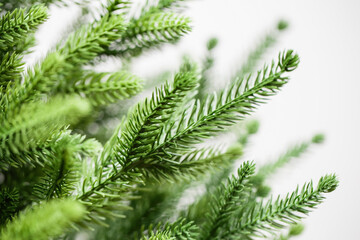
[200,161,256,240]
[105,12,191,57]
[0,52,66,114]
[1,14,126,115]
[0,5,48,51]
[0,96,90,169]
[112,69,198,171]
[76,163,138,226]
[75,69,198,224]
[226,174,338,239]
[33,131,100,200]
[0,5,47,93]
[147,50,299,160]
[182,122,259,225]
[68,71,143,105]
[34,149,78,200]
[143,146,243,182]
[58,14,125,66]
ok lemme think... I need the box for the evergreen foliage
[0,1,338,239]
[67,71,143,106]
[104,12,191,58]
[0,199,85,240]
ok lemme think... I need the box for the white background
[34,0,360,239]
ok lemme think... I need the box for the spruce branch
[106,147,229,239]
[0,5,47,92]
[1,14,126,114]
[112,69,198,170]
[147,50,299,161]
[225,174,338,239]
[33,131,100,200]
[200,161,256,240]
[67,71,143,105]
[76,164,138,226]
[0,199,86,240]
[75,124,137,225]
[0,4,48,51]
[0,96,91,169]
[0,129,98,176]
[143,145,243,182]
[104,12,191,57]
[0,52,67,115]
[58,14,126,66]
[75,69,198,224]
[182,121,259,226]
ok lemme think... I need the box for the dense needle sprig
[0,1,338,240]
